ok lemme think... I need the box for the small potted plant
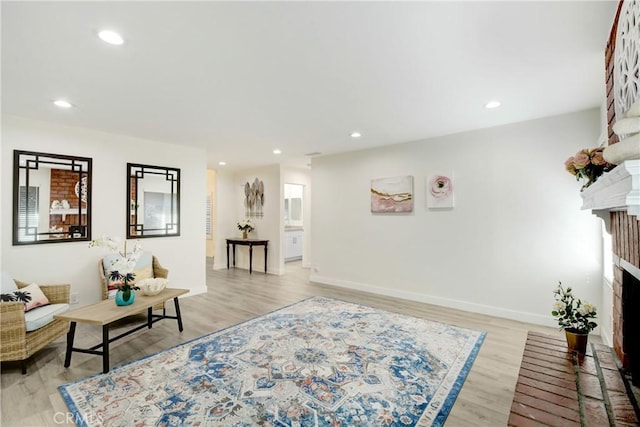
[90,237,142,306]
[237,219,255,239]
[552,282,598,353]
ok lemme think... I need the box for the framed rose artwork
[427,173,454,208]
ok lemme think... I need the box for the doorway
[284,183,304,263]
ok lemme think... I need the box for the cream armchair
[0,280,70,374]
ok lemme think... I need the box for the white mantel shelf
[581,159,640,230]
[50,208,87,221]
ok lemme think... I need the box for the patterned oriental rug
[59,296,486,426]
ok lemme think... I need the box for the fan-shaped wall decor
[244,177,264,218]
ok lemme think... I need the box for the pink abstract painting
[371,176,414,213]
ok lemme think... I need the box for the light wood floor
[1,261,571,426]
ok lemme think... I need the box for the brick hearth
[509,332,639,426]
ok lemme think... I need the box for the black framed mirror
[127,163,180,238]
[13,150,92,245]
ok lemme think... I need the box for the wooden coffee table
[54,288,188,373]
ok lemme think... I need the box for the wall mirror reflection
[284,183,303,227]
[127,163,180,238]
[13,150,92,245]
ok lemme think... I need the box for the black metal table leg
[226,241,230,269]
[102,325,110,373]
[174,297,184,332]
[147,307,153,329]
[264,242,268,274]
[64,322,77,368]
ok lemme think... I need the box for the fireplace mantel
[580,160,640,232]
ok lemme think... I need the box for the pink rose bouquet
[564,147,613,191]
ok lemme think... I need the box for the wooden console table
[54,288,188,373]
[226,238,268,274]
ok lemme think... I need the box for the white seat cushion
[24,303,69,332]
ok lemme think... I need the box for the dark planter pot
[565,329,589,354]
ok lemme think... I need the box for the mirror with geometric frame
[13,150,92,245]
[127,163,180,238]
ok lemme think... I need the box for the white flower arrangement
[552,282,598,334]
[237,219,255,233]
[90,237,143,299]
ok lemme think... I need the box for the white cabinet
[285,229,303,261]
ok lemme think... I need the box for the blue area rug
[59,296,485,426]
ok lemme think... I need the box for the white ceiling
[2,1,618,170]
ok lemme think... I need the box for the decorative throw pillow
[133,265,154,283]
[103,252,154,298]
[2,283,50,312]
[106,274,122,292]
[0,294,15,302]
[106,265,154,291]
[106,280,120,293]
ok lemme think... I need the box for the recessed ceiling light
[273,149,282,155]
[218,161,226,166]
[350,132,362,138]
[53,100,73,108]
[98,30,124,45]
[484,100,501,109]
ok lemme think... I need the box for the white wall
[2,115,207,306]
[213,169,236,270]
[206,169,217,259]
[0,136,3,272]
[214,164,284,274]
[311,109,604,328]
[283,167,312,268]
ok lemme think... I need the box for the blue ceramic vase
[115,289,135,306]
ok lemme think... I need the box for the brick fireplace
[620,268,640,385]
[612,212,640,384]
[583,0,640,387]
[582,165,640,377]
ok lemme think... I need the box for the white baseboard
[212,263,283,275]
[182,285,208,298]
[213,262,228,271]
[310,274,557,328]
[600,327,613,347]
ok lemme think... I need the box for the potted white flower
[90,237,142,306]
[237,219,255,239]
[552,282,598,353]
